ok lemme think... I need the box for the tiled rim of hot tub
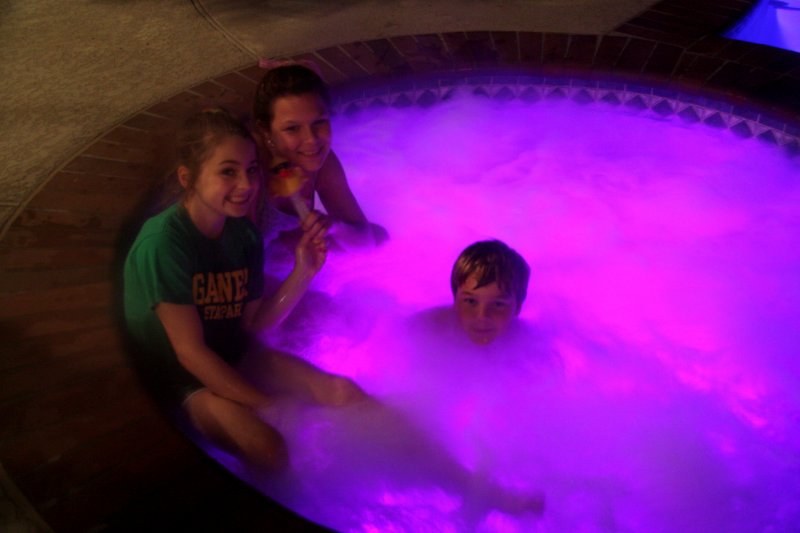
[331,69,800,154]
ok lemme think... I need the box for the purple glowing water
[251,92,800,532]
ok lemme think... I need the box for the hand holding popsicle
[295,210,329,276]
[269,165,310,220]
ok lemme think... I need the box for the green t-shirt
[123,203,264,398]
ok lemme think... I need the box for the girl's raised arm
[242,211,328,333]
[316,150,368,224]
[317,151,389,246]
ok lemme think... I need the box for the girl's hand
[295,210,329,275]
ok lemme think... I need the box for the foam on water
[247,90,800,532]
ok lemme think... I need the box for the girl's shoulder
[129,204,207,259]
[258,202,299,243]
[136,204,192,242]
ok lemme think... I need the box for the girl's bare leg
[185,389,289,474]
[249,348,367,406]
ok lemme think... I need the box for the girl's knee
[318,375,368,406]
[185,390,289,471]
[246,427,289,472]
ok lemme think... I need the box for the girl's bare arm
[156,302,270,409]
[316,150,368,224]
[242,211,328,333]
[316,151,389,246]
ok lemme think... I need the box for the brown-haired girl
[253,61,388,247]
[123,108,365,475]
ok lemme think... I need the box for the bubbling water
[252,91,800,532]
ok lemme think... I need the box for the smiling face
[181,134,260,238]
[454,276,519,345]
[265,93,332,173]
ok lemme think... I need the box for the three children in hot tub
[123,62,549,517]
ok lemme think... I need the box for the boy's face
[454,275,519,345]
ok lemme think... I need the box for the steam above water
[250,92,800,532]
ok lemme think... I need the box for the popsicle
[269,165,310,220]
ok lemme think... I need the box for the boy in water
[391,240,547,519]
[450,240,530,345]
[408,239,532,351]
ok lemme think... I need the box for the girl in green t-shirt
[124,108,366,476]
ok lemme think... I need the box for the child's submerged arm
[156,302,270,409]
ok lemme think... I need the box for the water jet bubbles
[255,90,800,531]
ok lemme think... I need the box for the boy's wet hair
[252,63,331,128]
[177,107,255,188]
[450,240,530,312]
